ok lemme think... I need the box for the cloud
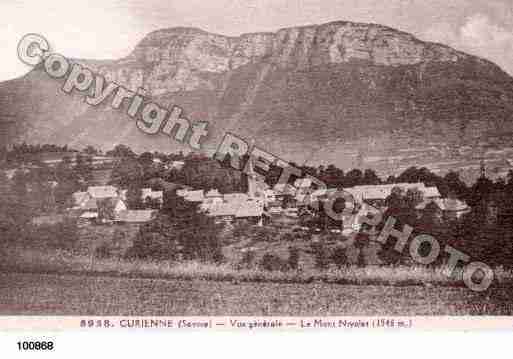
[424,14,513,75]
[0,0,146,81]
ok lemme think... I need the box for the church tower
[480,157,486,179]
[246,151,257,199]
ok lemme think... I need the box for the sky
[1,0,513,81]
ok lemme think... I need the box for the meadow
[3,244,513,315]
[1,272,512,315]
[4,244,513,287]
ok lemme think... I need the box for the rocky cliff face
[96,22,471,95]
[1,20,513,174]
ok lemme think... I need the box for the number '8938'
[17,341,54,351]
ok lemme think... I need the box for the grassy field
[2,244,513,315]
[3,244,513,287]
[1,272,512,315]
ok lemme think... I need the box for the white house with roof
[170,161,185,170]
[415,198,470,220]
[119,187,163,207]
[72,186,127,222]
[207,198,264,225]
[87,185,119,199]
[179,189,205,203]
[309,183,440,208]
[114,209,157,223]
[200,189,224,211]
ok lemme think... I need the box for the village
[0,144,471,240]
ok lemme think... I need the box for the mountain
[2,21,513,177]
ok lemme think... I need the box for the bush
[252,226,276,242]
[331,246,348,268]
[281,232,296,242]
[288,247,300,270]
[127,230,179,261]
[260,254,289,272]
[25,218,79,249]
[311,242,330,270]
[239,249,256,268]
[126,192,225,263]
[94,243,112,259]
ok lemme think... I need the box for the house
[90,169,113,186]
[415,198,470,220]
[261,189,276,204]
[223,193,249,202]
[170,161,185,170]
[180,189,205,203]
[31,214,66,226]
[87,185,119,199]
[176,189,189,197]
[71,185,128,223]
[206,197,264,225]
[205,189,223,199]
[294,178,313,189]
[310,183,440,208]
[3,169,16,180]
[72,186,122,209]
[114,210,157,223]
[119,187,163,208]
[422,186,442,200]
[77,211,98,226]
[79,211,98,220]
[235,199,264,220]
[346,183,431,206]
[200,189,224,212]
[272,183,299,208]
[207,201,241,222]
[273,183,297,197]
[141,188,164,207]
[72,191,89,206]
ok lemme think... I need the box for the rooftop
[115,210,157,223]
[87,185,119,199]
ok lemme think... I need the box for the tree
[444,171,468,199]
[83,145,99,155]
[106,144,136,158]
[468,176,494,208]
[54,180,78,209]
[128,191,224,262]
[379,187,420,264]
[345,169,363,187]
[320,164,344,188]
[405,188,424,208]
[55,155,77,183]
[110,158,143,188]
[138,152,154,167]
[73,154,93,182]
[97,198,116,221]
[11,169,28,199]
[126,185,143,210]
[362,169,381,185]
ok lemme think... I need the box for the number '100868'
[17,341,54,351]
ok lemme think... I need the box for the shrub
[311,242,330,269]
[288,246,300,270]
[94,243,112,259]
[252,226,276,242]
[25,218,79,249]
[260,253,289,272]
[240,249,256,268]
[281,232,296,242]
[331,246,348,268]
[127,192,224,263]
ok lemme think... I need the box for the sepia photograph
[1,0,513,333]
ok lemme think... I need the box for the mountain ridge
[1,20,513,179]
